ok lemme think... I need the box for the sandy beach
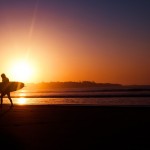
[0,104,150,150]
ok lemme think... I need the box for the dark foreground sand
[0,104,150,150]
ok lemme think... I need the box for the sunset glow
[0,1,150,85]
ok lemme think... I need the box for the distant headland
[25,81,150,91]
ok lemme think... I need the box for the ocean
[2,87,150,106]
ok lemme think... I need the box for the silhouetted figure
[0,73,13,107]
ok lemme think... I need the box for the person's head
[1,73,6,78]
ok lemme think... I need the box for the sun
[10,61,33,82]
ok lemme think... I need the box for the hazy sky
[0,0,150,84]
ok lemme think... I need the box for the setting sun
[10,61,34,82]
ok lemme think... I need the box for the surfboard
[0,81,24,93]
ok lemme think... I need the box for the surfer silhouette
[0,73,13,107]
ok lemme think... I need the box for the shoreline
[0,104,150,149]
[3,96,150,106]
[9,94,150,98]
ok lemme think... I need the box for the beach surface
[0,104,150,149]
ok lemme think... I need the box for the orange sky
[0,0,150,85]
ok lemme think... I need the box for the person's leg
[7,92,13,106]
[0,93,5,107]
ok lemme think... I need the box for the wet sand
[0,104,150,149]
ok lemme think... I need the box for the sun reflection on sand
[17,93,27,105]
[17,98,27,105]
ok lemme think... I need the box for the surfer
[0,73,13,107]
